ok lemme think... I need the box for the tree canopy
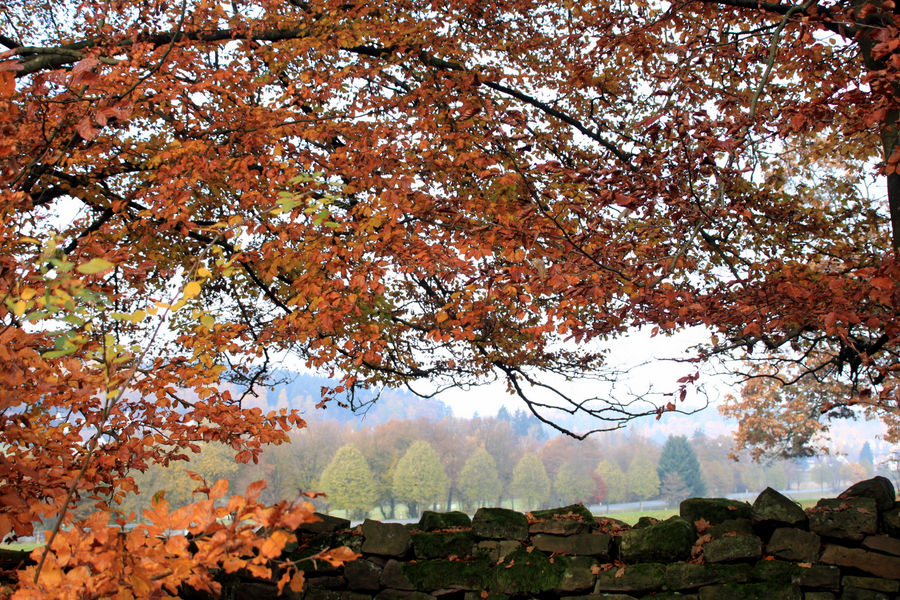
[2,0,900,595]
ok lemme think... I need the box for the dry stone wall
[216,477,900,600]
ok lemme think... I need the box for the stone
[595,516,631,534]
[838,476,896,513]
[840,588,891,600]
[665,563,752,590]
[374,591,436,600]
[766,527,820,562]
[491,547,567,595]
[645,594,699,600]
[634,516,660,529]
[697,582,801,600]
[680,497,752,526]
[819,544,900,579]
[702,533,762,563]
[556,556,598,593]
[566,595,638,600]
[305,591,373,600]
[863,535,900,557]
[345,559,383,591]
[401,557,492,592]
[362,520,412,557]
[796,564,840,590]
[808,498,878,542]
[417,511,471,531]
[532,532,611,558]
[307,576,347,590]
[474,540,520,561]
[707,518,753,539]
[380,559,415,591]
[530,504,595,523]
[410,531,475,559]
[803,594,836,600]
[471,507,528,540]
[619,517,695,563]
[594,563,667,593]
[751,487,807,531]
[530,519,591,535]
[842,576,900,593]
[298,513,352,535]
[882,504,900,538]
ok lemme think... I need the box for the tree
[657,436,707,498]
[458,448,502,510]
[392,441,450,518]
[626,456,660,510]
[659,473,691,509]
[596,460,627,511]
[552,460,597,507]
[510,454,551,511]
[860,442,875,475]
[319,444,378,521]
[4,0,900,594]
[702,460,737,497]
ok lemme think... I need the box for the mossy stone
[697,582,801,600]
[619,517,695,563]
[594,563,667,593]
[707,518,753,539]
[418,510,472,531]
[401,557,492,592]
[838,476,896,513]
[665,563,752,590]
[472,507,529,540]
[702,533,762,563]
[491,546,567,594]
[884,504,900,537]
[680,497,752,526]
[411,531,475,559]
[530,504,595,522]
[808,497,878,541]
[751,487,807,530]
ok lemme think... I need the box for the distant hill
[238,370,453,427]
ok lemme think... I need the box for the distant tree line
[118,412,890,520]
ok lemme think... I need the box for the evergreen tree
[553,460,595,506]
[626,456,660,510]
[657,435,707,498]
[510,453,551,510]
[319,444,378,521]
[392,441,450,518]
[458,447,502,510]
[859,442,875,474]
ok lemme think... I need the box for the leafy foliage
[3,0,900,593]
[458,448,503,510]
[510,453,551,511]
[319,444,379,521]
[391,441,450,517]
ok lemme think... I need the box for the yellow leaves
[183,281,202,300]
[76,258,114,274]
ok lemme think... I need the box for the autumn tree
[318,444,378,521]
[458,448,503,510]
[552,460,597,507]
[626,456,660,510]
[392,441,450,518]
[510,453,551,511]
[4,0,900,594]
[596,460,627,511]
